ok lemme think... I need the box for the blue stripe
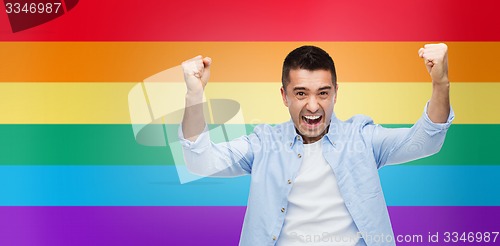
[380,165,500,205]
[0,165,499,206]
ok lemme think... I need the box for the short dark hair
[281,45,337,90]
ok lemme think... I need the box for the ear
[280,86,289,107]
[333,84,339,104]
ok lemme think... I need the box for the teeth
[304,115,321,120]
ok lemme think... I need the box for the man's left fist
[418,43,449,85]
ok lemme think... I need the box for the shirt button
[289,142,292,147]
[297,153,301,158]
[287,179,292,184]
[272,236,277,241]
[281,207,285,213]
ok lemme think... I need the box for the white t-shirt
[277,140,360,246]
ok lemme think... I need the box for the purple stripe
[0,207,498,245]
[0,206,244,246]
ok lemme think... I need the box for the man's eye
[320,91,328,95]
[296,92,305,96]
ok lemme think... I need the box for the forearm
[419,43,451,123]
[178,56,251,176]
[428,82,450,123]
[180,56,211,142]
[182,90,206,142]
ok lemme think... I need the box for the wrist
[186,90,204,104]
[432,80,450,87]
[186,88,204,97]
[432,77,450,86]
[432,81,450,96]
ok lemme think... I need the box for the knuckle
[182,61,192,69]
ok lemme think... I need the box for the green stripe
[0,124,498,165]
[408,124,499,165]
[1,125,171,165]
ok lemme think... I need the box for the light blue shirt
[178,102,454,246]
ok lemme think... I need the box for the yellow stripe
[0,82,497,124]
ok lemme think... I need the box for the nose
[305,95,320,113]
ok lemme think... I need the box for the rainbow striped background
[1,0,500,245]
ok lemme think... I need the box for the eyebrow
[293,86,332,91]
[293,87,308,91]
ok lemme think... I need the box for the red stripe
[1,0,499,41]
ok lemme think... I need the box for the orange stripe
[1,42,498,82]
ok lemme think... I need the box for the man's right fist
[181,55,212,93]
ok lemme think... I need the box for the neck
[297,125,330,144]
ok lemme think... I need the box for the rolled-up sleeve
[178,124,254,177]
[420,101,455,136]
[178,125,211,153]
[365,101,454,168]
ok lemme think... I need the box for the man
[178,44,454,246]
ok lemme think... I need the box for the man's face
[281,69,337,144]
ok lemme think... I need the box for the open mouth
[302,115,322,126]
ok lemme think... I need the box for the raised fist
[181,55,212,93]
[418,43,449,84]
